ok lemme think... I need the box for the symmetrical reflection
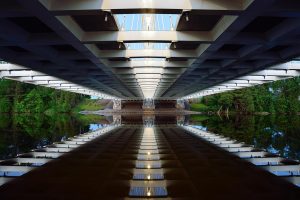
[0,114,111,160]
[189,114,300,160]
[0,114,299,198]
[129,127,168,198]
[182,125,300,187]
[0,124,118,186]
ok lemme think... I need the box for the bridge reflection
[0,115,299,199]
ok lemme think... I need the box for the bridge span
[0,0,300,100]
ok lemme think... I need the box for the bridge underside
[0,0,300,99]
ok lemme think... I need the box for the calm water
[0,114,109,160]
[1,114,300,161]
[189,114,300,161]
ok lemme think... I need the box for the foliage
[190,103,208,112]
[190,77,300,113]
[0,96,10,112]
[0,79,87,113]
[189,115,210,122]
[73,99,107,112]
[75,114,107,125]
[218,93,233,109]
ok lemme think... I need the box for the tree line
[190,77,300,114]
[0,79,86,113]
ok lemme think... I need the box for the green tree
[192,77,300,114]
[218,93,233,109]
[268,101,275,113]
[0,79,86,114]
[0,96,10,113]
[15,89,45,113]
[275,96,287,113]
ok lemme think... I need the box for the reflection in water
[182,125,300,186]
[1,114,300,161]
[89,124,103,131]
[0,114,300,198]
[0,114,108,160]
[189,114,300,160]
[129,127,168,197]
[0,124,119,186]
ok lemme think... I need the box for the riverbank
[72,99,108,113]
[80,108,201,116]
[190,103,300,115]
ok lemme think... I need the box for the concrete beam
[41,0,251,13]
[82,31,213,43]
[97,49,198,58]
[224,80,266,84]
[237,75,288,81]
[113,68,186,75]
[1,68,116,99]
[107,60,190,68]
[8,76,60,81]
[0,70,47,77]
[250,69,300,77]
[183,61,300,99]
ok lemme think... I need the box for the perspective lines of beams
[0,0,300,99]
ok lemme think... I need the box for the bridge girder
[0,0,300,99]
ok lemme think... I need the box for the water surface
[189,114,300,160]
[1,114,300,161]
[0,114,107,160]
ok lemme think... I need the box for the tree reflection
[0,114,91,159]
[190,114,300,160]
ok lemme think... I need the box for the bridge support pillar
[176,99,185,109]
[113,99,122,110]
[113,115,122,125]
[177,115,186,125]
[142,98,155,110]
[143,115,155,127]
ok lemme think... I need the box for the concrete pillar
[113,115,122,125]
[113,99,122,110]
[176,99,185,109]
[177,115,186,125]
[142,98,155,110]
[143,115,155,127]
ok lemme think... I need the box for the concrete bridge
[0,0,300,100]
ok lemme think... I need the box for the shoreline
[80,109,201,116]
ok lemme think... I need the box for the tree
[0,97,10,113]
[15,89,45,113]
[0,79,86,114]
[192,77,300,114]
[218,93,233,109]
[268,101,275,114]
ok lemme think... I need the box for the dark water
[0,114,109,160]
[1,114,300,161]
[189,114,300,161]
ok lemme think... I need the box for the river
[0,114,300,161]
